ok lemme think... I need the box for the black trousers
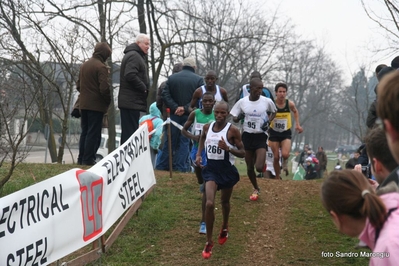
[78,110,104,165]
[120,108,140,144]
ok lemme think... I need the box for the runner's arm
[268,112,276,123]
[230,100,243,123]
[196,123,209,166]
[189,88,202,109]
[227,126,245,158]
[220,87,229,103]
[182,111,199,142]
[289,100,303,133]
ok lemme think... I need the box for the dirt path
[156,174,321,266]
[241,178,321,265]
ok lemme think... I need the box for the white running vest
[205,122,235,166]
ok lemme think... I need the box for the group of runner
[179,70,303,259]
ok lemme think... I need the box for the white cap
[183,57,196,67]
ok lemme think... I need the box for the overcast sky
[274,0,393,85]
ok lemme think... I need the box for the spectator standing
[316,146,327,178]
[139,102,163,168]
[366,65,395,129]
[156,62,183,120]
[77,42,112,165]
[118,33,150,144]
[298,144,309,167]
[156,57,204,172]
[155,63,183,158]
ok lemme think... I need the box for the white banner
[0,125,156,266]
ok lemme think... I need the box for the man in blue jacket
[156,57,204,172]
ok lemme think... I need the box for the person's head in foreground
[321,170,386,238]
[377,70,399,164]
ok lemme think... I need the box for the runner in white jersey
[190,70,229,109]
[195,101,245,259]
[230,78,277,201]
[264,145,282,179]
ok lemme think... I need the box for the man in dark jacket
[155,57,204,172]
[77,42,112,165]
[156,62,183,120]
[316,146,327,178]
[366,65,394,129]
[118,33,150,144]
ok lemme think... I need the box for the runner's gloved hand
[237,112,245,120]
[261,121,270,131]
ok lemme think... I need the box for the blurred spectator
[156,57,204,172]
[377,70,399,163]
[119,33,150,145]
[321,170,399,266]
[391,56,399,69]
[139,102,164,168]
[345,150,360,169]
[156,62,183,120]
[298,144,309,166]
[363,126,398,192]
[77,42,111,165]
[367,65,395,129]
[316,146,327,178]
[334,161,342,170]
[304,157,318,180]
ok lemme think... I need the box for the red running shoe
[249,189,260,201]
[218,228,229,245]
[202,241,214,259]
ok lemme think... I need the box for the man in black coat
[155,57,204,172]
[118,33,150,144]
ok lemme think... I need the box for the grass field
[0,158,371,265]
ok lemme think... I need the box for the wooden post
[166,108,173,179]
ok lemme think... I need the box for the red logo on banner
[76,170,104,241]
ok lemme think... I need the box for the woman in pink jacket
[321,170,399,265]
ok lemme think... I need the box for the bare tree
[147,0,291,105]
[330,67,374,143]
[0,0,87,163]
[361,0,399,54]
[274,36,345,150]
[0,61,39,191]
